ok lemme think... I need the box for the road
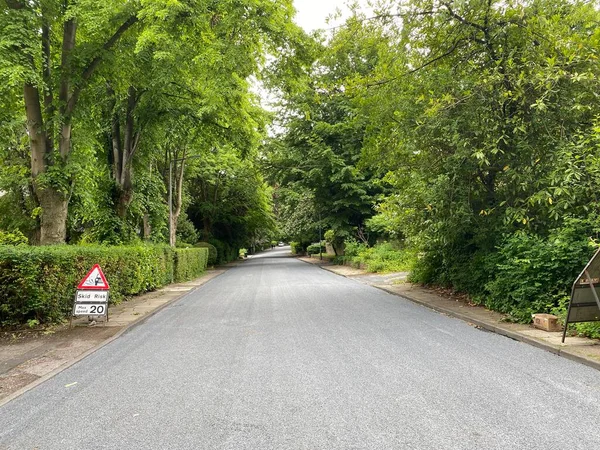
[1,247,600,449]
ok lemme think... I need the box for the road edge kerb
[0,269,225,408]
[305,260,600,372]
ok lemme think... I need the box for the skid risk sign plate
[76,290,108,303]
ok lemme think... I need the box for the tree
[0,0,303,246]
[187,147,276,251]
[352,0,600,292]
[265,16,384,252]
[1,0,139,244]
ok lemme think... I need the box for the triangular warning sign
[77,264,110,290]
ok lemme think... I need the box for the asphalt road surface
[2,247,600,449]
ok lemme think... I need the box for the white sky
[293,0,372,32]
[255,1,373,117]
[293,0,344,31]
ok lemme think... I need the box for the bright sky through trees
[293,0,372,31]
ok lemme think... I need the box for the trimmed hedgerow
[0,245,208,326]
[174,248,208,282]
[207,238,238,264]
[194,242,217,266]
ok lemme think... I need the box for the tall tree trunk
[142,213,151,240]
[170,154,186,246]
[24,82,68,244]
[37,189,69,244]
[108,85,141,219]
[203,217,212,238]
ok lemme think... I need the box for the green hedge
[174,248,209,282]
[208,238,238,264]
[194,242,217,266]
[290,241,303,255]
[0,245,208,326]
[306,243,326,255]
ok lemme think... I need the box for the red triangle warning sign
[77,264,110,290]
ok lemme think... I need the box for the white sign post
[71,264,110,326]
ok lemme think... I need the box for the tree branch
[440,2,487,33]
[366,38,466,87]
[5,0,26,9]
[66,15,139,116]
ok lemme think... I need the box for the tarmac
[0,269,225,405]
[2,254,600,407]
[5,249,600,449]
[299,256,600,371]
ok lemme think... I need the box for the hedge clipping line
[0,245,209,326]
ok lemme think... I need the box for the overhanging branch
[67,15,139,115]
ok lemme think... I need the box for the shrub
[479,222,598,322]
[208,238,238,264]
[343,240,415,273]
[0,230,28,246]
[290,241,300,254]
[0,245,208,326]
[176,216,200,245]
[306,242,326,255]
[195,242,218,266]
[174,248,208,282]
[290,241,307,255]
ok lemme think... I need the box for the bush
[0,245,208,326]
[290,241,306,255]
[208,238,238,264]
[176,216,200,245]
[343,240,415,273]
[0,230,28,246]
[479,222,598,322]
[306,242,326,255]
[174,248,208,282]
[195,242,218,266]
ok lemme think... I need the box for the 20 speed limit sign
[74,303,107,315]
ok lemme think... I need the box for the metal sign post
[562,248,600,342]
[71,265,110,327]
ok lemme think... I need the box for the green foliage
[265,22,383,248]
[0,244,207,326]
[174,248,208,283]
[195,242,218,266]
[480,221,599,322]
[0,0,302,246]
[0,230,28,246]
[272,186,319,245]
[306,243,326,255]
[208,238,238,265]
[187,149,277,254]
[302,0,600,323]
[176,216,199,246]
[290,241,304,255]
[344,241,415,273]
